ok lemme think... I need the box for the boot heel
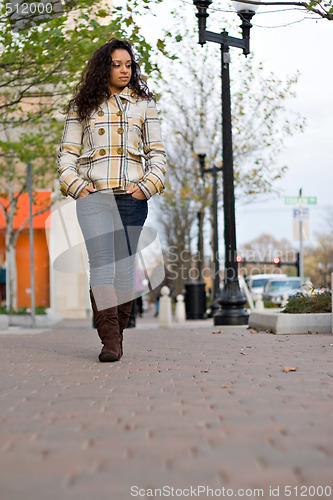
[99,351,120,362]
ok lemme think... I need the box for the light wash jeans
[76,191,148,310]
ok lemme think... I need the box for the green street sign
[284,196,317,205]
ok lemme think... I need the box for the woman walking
[57,39,166,362]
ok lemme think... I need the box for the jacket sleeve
[137,101,167,200]
[57,108,88,199]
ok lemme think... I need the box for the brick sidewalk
[0,317,332,500]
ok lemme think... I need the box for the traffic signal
[236,255,242,263]
[273,257,281,267]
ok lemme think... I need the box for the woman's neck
[109,86,126,95]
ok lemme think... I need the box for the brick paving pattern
[0,315,332,500]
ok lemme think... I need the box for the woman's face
[109,49,132,94]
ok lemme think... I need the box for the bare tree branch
[14,201,52,242]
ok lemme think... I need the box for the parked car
[262,277,301,305]
[245,273,287,300]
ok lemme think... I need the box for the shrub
[282,291,332,314]
[0,305,47,315]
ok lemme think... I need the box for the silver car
[262,277,301,305]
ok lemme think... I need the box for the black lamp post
[194,129,222,317]
[192,0,259,325]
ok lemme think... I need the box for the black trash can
[185,282,206,320]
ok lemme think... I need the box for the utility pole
[27,162,36,327]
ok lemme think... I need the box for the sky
[238,4,333,247]
[137,0,333,251]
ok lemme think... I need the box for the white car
[246,273,287,300]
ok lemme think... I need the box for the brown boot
[117,301,133,332]
[117,301,133,357]
[90,289,122,362]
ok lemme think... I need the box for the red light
[236,255,242,263]
[273,257,280,265]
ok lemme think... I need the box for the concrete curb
[249,310,332,334]
[0,310,63,330]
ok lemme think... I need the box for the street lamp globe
[194,129,209,157]
[232,1,260,13]
[194,129,209,178]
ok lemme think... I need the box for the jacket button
[98,110,104,116]
[99,149,106,156]
[98,128,105,135]
[117,148,123,155]
[116,111,122,116]
[117,127,124,135]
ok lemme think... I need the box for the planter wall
[0,309,63,330]
[0,315,9,329]
[249,310,332,335]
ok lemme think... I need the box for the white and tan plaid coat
[57,87,166,200]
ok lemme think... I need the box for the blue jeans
[76,191,148,307]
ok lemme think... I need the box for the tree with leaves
[238,228,333,288]
[304,232,333,287]
[238,233,298,275]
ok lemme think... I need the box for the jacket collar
[117,86,136,102]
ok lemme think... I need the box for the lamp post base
[210,294,221,318]
[213,281,249,325]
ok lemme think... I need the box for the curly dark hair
[67,39,155,121]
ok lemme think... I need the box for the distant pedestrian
[135,266,146,317]
[57,39,166,362]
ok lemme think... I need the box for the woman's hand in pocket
[127,186,146,200]
[78,186,97,198]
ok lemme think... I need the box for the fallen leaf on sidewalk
[250,329,258,334]
[308,330,319,335]
[200,370,209,373]
[239,352,246,355]
[212,330,223,334]
[282,366,297,373]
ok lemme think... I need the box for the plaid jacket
[57,88,166,200]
